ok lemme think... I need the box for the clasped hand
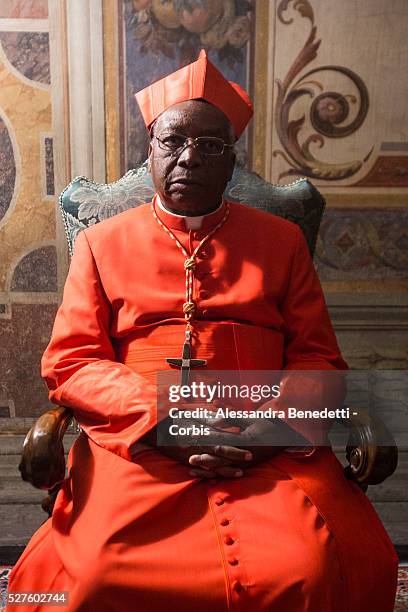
[185,407,288,479]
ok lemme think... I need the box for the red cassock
[7,198,397,611]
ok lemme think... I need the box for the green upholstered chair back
[59,162,325,257]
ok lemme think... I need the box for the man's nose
[177,141,202,168]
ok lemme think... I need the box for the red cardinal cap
[135,50,253,140]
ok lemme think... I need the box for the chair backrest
[59,162,325,257]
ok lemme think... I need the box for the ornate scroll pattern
[274,0,372,181]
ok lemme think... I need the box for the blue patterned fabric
[59,162,325,256]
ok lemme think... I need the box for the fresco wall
[0,0,58,419]
[0,0,406,550]
[252,0,408,370]
[109,0,254,174]
[0,0,407,421]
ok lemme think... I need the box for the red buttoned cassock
[7,198,397,611]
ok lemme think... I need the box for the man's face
[149,100,236,216]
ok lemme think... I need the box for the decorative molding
[0,18,49,32]
[103,0,121,182]
[381,142,408,153]
[355,155,408,188]
[66,0,106,182]
[252,0,271,177]
[327,292,408,336]
[89,0,106,183]
[0,292,59,305]
[341,349,408,370]
[48,0,70,293]
[273,0,372,182]
[330,304,408,331]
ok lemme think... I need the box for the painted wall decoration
[273,0,371,182]
[259,0,408,192]
[248,0,408,297]
[0,32,50,85]
[121,0,254,171]
[0,115,16,222]
[316,209,408,283]
[0,0,48,19]
[130,0,251,63]
[0,4,58,419]
[11,246,57,292]
[355,154,408,188]
[0,0,406,421]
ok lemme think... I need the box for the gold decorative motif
[274,0,372,181]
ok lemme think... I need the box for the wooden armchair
[19,163,398,515]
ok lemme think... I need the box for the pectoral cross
[166,329,207,386]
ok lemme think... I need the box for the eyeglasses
[154,132,234,157]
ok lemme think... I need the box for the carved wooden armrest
[19,407,74,490]
[341,408,398,489]
[20,405,398,517]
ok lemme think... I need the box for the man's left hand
[188,412,291,479]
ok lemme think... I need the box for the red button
[224,536,234,545]
[220,518,230,526]
[199,290,209,299]
[214,498,224,506]
[228,558,239,566]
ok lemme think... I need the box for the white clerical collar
[156,194,223,230]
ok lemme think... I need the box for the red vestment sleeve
[41,230,157,461]
[274,225,348,445]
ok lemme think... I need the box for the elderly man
[7,51,397,611]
